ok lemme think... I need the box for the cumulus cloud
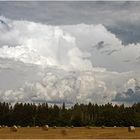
[2,1,140,45]
[0,67,129,105]
[113,79,140,103]
[0,16,140,104]
[0,17,94,71]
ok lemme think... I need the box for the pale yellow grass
[0,127,139,139]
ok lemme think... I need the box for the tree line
[0,102,140,127]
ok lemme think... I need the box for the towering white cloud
[0,16,140,104]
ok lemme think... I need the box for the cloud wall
[0,16,140,104]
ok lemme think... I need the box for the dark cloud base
[113,86,140,103]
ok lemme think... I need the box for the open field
[0,127,140,139]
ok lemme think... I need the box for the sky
[0,1,140,105]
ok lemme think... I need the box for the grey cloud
[113,86,140,103]
[123,60,131,63]
[0,1,135,25]
[1,1,140,44]
[136,55,140,60]
[107,49,118,55]
[0,19,9,29]
[0,19,9,32]
[95,41,105,50]
[0,5,140,104]
[0,58,42,90]
[107,24,140,45]
[101,49,119,55]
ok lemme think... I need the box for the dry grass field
[0,127,140,139]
